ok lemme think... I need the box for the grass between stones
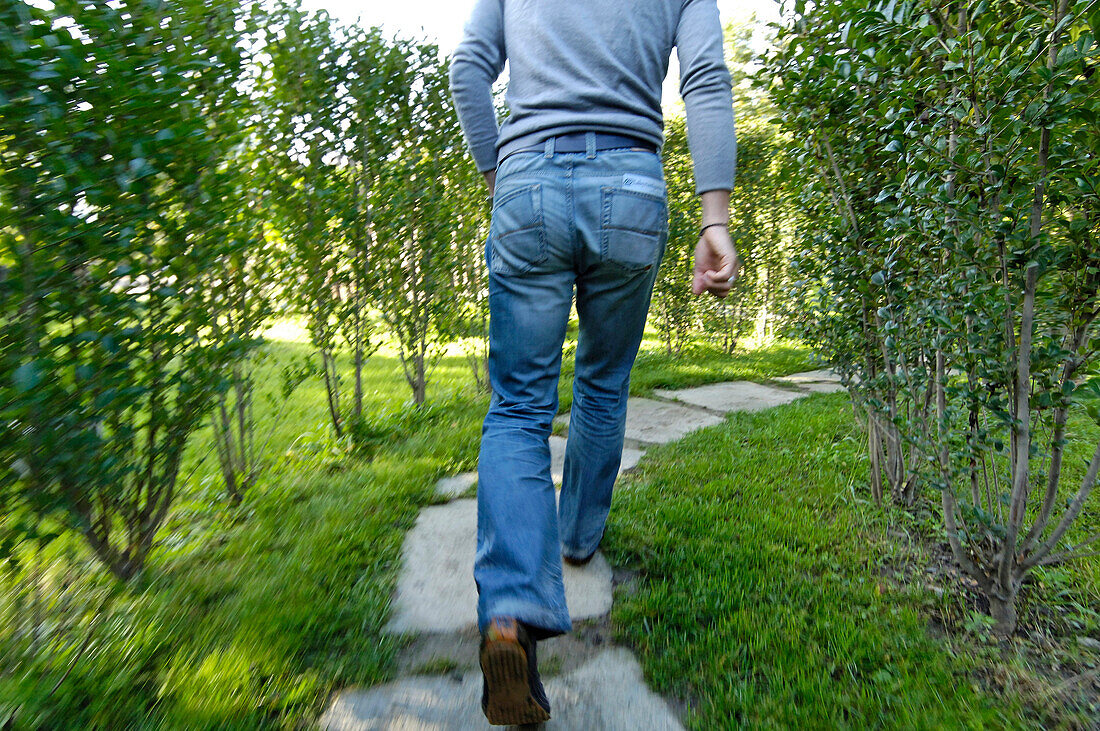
[9,330,1093,728]
[0,334,813,728]
[557,337,815,412]
[604,392,1100,729]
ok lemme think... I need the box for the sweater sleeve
[675,0,736,194]
[449,0,506,173]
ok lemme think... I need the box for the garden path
[321,370,843,730]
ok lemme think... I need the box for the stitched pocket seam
[601,187,667,235]
[600,187,667,271]
[490,184,546,274]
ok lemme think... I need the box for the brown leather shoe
[479,617,551,725]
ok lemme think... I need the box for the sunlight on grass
[8,333,1093,728]
[261,317,480,359]
[261,317,311,344]
[606,394,1016,729]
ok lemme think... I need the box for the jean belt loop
[585,131,596,159]
[544,137,555,158]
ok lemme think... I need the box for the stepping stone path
[323,370,843,730]
[386,500,614,635]
[655,381,803,413]
[775,368,847,394]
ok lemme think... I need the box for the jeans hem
[479,599,572,641]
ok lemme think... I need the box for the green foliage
[205,132,282,507]
[0,0,255,579]
[651,19,800,356]
[766,0,1100,632]
[258,8,487,414]
[258,7,389,435]
[654,20,797,357]
[657,115,792,355]
[370,48,487,405]
[0,338,485,728]
[653,116,702,355]
[16,0,1098,722]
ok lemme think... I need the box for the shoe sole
[563,545,600,567]
[562,552,596,567]
[480,632,551,725]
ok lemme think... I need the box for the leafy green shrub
[1,0,256,580]
[766,0,1100,634]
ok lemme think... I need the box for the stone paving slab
[655,382,803,414]
[775,370,846,395]
[776,368,840,384]
[618,446,645,474]
[796,381,846,394]
[550,436,645,484]
[320,647,684,731]
[550,435,568,484]
[618,397,724,445]
[385,499,613,634]
[435,472,477,499]
[555,399,724,447]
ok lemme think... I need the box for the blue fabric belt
[502,132,657,163]
[546,132,655,153]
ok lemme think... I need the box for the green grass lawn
[2,390,487,729]
[2,324,1096,729]
[0,324,812,728]
[604,394,1009,728]
[604,392,1100,729]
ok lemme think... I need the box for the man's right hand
[692,226,740,298]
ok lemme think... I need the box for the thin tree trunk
[321,349,343,437]
[1024,439,1100,568]
[212,404,240,504]
[998,0,1067,618]
[867,410,884,506]
[1023,320,1096,549]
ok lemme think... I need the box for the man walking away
[451,0,738,723]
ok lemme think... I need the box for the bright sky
[323,0,781,53]
[310,0,781,108]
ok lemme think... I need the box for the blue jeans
[475,138,668,639]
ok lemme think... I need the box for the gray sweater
[450,0,736,194]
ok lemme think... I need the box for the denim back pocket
[600,186,668,271]
[489,183,546,275]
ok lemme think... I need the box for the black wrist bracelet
[700,222,729,236]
